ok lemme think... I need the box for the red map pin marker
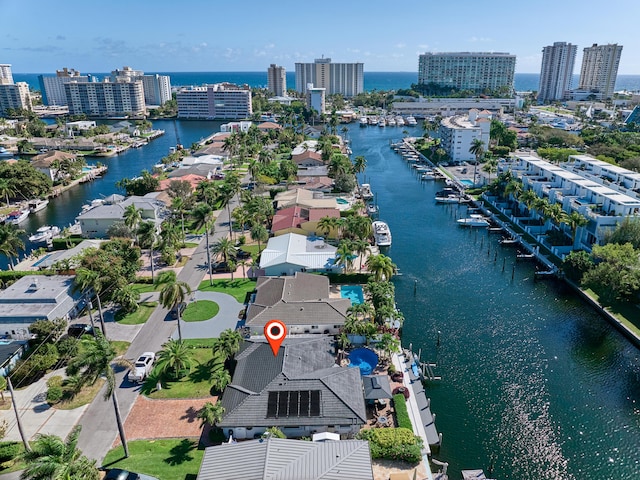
[264,319,287,356]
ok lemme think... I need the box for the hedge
[51,237,85,250]
[356,427,422,463]
[0,441,22,464]
[392,393,412,430]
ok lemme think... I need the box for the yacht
[28,198,49,214]
[359,183,374,200]
[368,116,378,126]
[406,116,417,126]
[0,147,13,157]
[372,221,392,247]
[378,117,386,127]
[396,116,405,127]
[28,225,60,243]
[386,117,396,127]
[6,209,29,225]
[457,214,490,227]
[367,203,379,216]
[359,116,368,127]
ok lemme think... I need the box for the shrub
[392,394,412,430]
[0,441,22,464]
[46,385,63,404]
[47,375,63,388]
[357,428,422,463]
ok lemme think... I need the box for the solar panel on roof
[266,390,322,419]
[278,390,289,417]
[299,390,310,416]
[310,390,321,416]
[289,390,299,417]
[267,391,278,418]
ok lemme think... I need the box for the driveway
[175,291,244,340]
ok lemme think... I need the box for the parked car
[211,262,232,273]
[127,352,156,383]
[67,323,93,338]
[170,302,186,319]
[103,468,159,480]
[235,249,251,259]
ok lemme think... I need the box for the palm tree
[155,339,194,380]
[137,221,157,283]
[376,333,400,361]
[351,239,371,272]
[65,333,132,458]
[215,328,243,361]
[352,155,367,176]
[219,174,242,238]
[171,196,187,244]
[192,203,215,285]
[482,157,499,185]
[469,138,485,186]
[317,216,338,238]
[212,237,237,264]
[196,401,225,429]
[123,205,142,244]
[156,270,192,343]
[519,189,539,216]
[365,254,397,282]
[20,426,99,480]
[250,223,269,253]
[73,267,107,335]
[210,369,231,392]
[0,178,15,206]
[504,179,523,204]
[334,241,355,273]
[567,211,589,247]
[0,223,25,270]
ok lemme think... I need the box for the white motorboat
[28,198,49,214]
[406,116,417,126]
[372,220,392,247]
[360,183,374,200]
[368,116,378,126]
[457,214,490,227]
[436,194,466,204]
[387,117,396,127]
[378,117,386,127]
[0,147,13,157]
[421,171,436,180]
[367,203,379,216]
[28,225,60,243]
[359,116,368,127]
[396,116,405,127]
[6,209,29,225]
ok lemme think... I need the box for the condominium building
[306,84,326,115]
[267,64,287,97]
[38,68,95,106]
[0,64,13,85]
[538,42,577,103]
[0,82,32,115]
[64,80,146,117]
[578,43,623,100]
[295,58,364,97]
[437,109,491,163]
[418,52,516,94]
[111,66,172,106]
[176,83,252,119]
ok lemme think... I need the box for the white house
[259,233,340,276]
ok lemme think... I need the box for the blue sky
[2,0,639,74]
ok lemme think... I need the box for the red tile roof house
[292,150,324,167]
[271,205,340,237]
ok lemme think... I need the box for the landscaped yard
[102,439,204,480]
[54,379,106,410]
[142,339,222,399]
[115,302,158,325]
[198,278,256,303]
[132,282,160,294]
[183,300,219,322]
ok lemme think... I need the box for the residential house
[0,340,28,377]
[244,273,350,335]
[256,121,282,133]
[0,276,82,339]
[259,233,339,276]
[274,188,337,210]
[30,150,78,182]
[218,336,367,439]
[64,120,96,137]
[271,205,340,237]
[292,150,324,167]
[196,437,374,480]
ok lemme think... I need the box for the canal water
[346,124,640,480]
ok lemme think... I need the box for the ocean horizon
[13,71,640,94]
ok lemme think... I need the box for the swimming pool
[82,166,93,173]
[341,285,364,305]
[460,179,474,187]
[348,348,379,376]
[336,197,349,205]
[32,254,52,267]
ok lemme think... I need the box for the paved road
[76,194,241,462]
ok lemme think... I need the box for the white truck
[127,352,156,383]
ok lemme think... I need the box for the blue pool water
[336,197,349,204]
[340,285,364,305]
[82,166,93,173]
[460,179,474,187]
[32,254,52,267]
[348,348,378,376]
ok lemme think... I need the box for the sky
[2,0,639,75]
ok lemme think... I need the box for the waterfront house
[259,233,340,276]
[196,437,374,480]
[218,336,366,439]
[292,150,324,167]
[274,188,337,210]
[30,150,77,181]
[64,120,96,137]
[0,275,82,340]
[256,121,282,133]
[271,205,340,237]
[244,273,350,336]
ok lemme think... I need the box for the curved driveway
[174,291,244,340]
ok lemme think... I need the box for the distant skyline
[2,0,639,75]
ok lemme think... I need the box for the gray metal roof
[219,338,366,429]
[362,375,393,400]
[197,438,374,480]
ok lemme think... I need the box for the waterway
[6,120,640,478]
[346,123,640,480]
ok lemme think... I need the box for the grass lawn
[182,242,199,249]
[238,244,261,256]
[183,300,219,322]
[132,283,159,294]
[102,439,204,480]
[112,340,131,357]
[583,288,640,337]
[198,278,256,303]
[54,378,105,410]
[142,340,222,399]
[115,302,158,325]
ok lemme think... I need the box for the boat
[499,236,519,246]
[360,183,374,200]
[396,116,405,127]
[367,204,379,216]
[461,469,495,480]
[28,225,60,243]
[27,198,49,214]
[372,220,392,247]
[436,194,466,204]
[387,117,396,127]
[368,116,378,126]
[406,115,417,126]
[0,147,13,157]
[421,171,437,180]
[6,209,29,225]
[359,116,368,127]
[378,117,386,127]
[457,214,490,227]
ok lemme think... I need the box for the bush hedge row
[392,393,412,430]
[356,427,422,463]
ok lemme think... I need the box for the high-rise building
[267,64,287,97]
[306,84,326,115]
[538,42,577,103]
[111,66,172,106]
[0,82,32,115]
[176,83,252,119]
[64,80,145,116]
[0,64,13,85]
[418,52,516,94]
[578,43,623,100]
[295,58,364,97]
[38,68,95,106]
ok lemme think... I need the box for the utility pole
[7,377,31,452]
